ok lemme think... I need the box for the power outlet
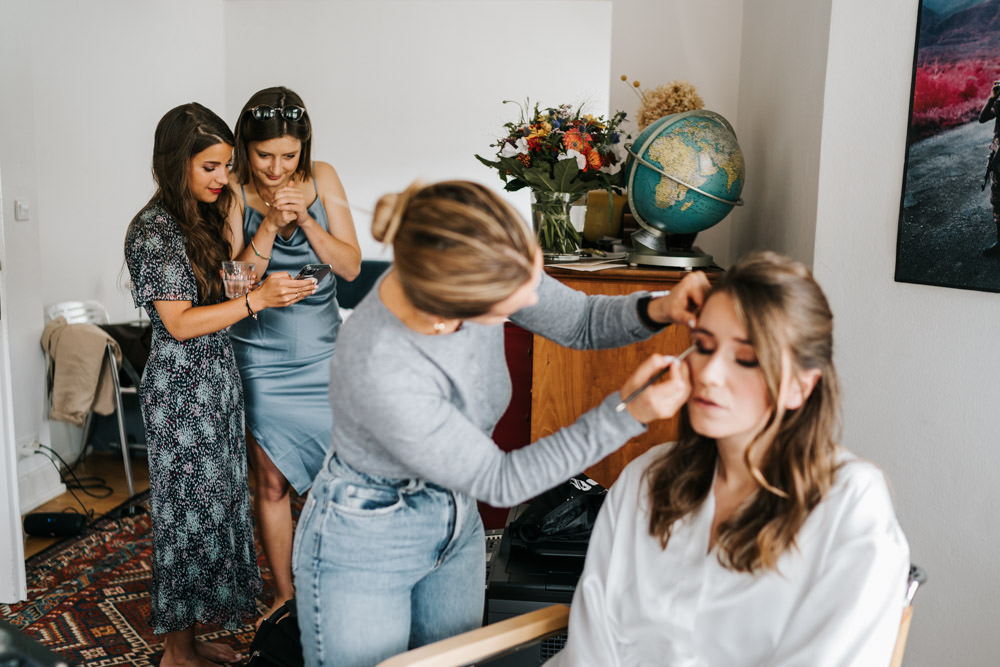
[17,440,41,458]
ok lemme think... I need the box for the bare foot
[195,641,244,664]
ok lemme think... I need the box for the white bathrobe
[547,443,909,667]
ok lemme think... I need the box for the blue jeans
[292,453,486,667]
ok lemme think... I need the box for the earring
[433,320,446,334]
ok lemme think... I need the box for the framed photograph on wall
[896,0,1000,293]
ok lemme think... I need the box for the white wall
[610,0,744,267]
[0,0,229,469]
[34,0,229,324]
[225,0,613,263]
[734,0,832,264]
[816,0,998,664]
[0,0,46,458]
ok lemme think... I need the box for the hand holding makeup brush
[617,349,693,425]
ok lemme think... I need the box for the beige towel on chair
[41,317,123,426]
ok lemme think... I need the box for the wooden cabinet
[530,265,720,487]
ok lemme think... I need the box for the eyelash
[693,340,760,368]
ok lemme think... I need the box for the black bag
[245,599,303,667]
[509,475,607,547]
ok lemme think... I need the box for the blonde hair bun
[371,192,400,244]
[371,181,425,246]
[374,180,537,320]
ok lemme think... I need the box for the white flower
[600,161,622,175]
[561,149,586,170]
[499,137,529,158]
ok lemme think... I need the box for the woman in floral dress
[124,102,318,667]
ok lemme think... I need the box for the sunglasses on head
[249,105,306,122]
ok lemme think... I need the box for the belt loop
[403,478,425,493]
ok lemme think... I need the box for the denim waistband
[327,452,429,493]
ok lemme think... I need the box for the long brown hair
[645,251,842,572]
[127,102,235,304]
[371,180,537,319]
[232,86,313,184]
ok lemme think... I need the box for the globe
[625,109,745,237]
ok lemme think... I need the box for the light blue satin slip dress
[229,179,341,493]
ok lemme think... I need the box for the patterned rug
[1,493,279,666]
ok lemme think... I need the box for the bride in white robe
[548,252,909,667]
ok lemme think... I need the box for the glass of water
[222,261,255,299]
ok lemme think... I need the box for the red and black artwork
[896,0,1000,292]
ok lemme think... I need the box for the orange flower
[563,129,586,153]
[517,153,532,166]
[586,149,603,170]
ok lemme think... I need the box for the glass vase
[530,190,585,256]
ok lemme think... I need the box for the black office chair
[336,260,391,310]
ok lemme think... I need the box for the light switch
[14,200,30,221]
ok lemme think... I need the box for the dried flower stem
[620,74,646,102]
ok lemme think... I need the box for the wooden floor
[22,450,150,559]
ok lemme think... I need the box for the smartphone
[295,263,333,283]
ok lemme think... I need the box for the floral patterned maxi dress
[125,203,261,634]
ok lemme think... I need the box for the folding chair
[44,300,144,505]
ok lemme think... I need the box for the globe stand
[627,225,716,269]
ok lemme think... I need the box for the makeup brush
[614,344,697,413]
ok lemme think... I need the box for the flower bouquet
[476,100,628,254]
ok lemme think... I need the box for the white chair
[44,300,142,501]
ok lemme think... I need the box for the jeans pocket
[328,478,405,516]
[291,491,319,573]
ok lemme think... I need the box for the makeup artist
[291,179,711,667]
[227,86,361,623]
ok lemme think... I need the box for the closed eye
[694,339,714,355]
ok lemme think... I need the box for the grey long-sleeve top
[327,272,661,507]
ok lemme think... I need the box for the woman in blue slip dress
[227,86,361,622]
[124,102,317,667]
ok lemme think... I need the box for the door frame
[0,162,28,602]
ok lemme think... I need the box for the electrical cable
[29,445,129,531]
[27,448,96,527]
[37,444,113,499]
